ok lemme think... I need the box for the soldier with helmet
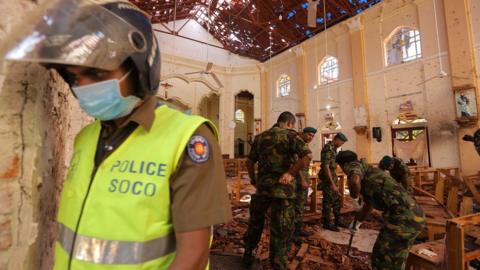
[336,150,425,270]
[3,0,231,269]
[379,155,413,193]
[463,128,480,156]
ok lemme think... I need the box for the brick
[296,243,309,258]
[0,218,12,251]
[0,184,13,215]
[0,155,19,180]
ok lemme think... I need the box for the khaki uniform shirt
[96,96,232,232]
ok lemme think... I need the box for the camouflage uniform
[294,161,311,234]
[389,157,413,194]
[318,142,342,226]
[244,126,311,269]
[344,160,426,270]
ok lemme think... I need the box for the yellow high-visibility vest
[54,105,217,270]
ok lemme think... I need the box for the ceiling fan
[184,62,224,88]
[416,70,448,86]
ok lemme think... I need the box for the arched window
[319,56,339,84]
[235,109,245,123]
[386,27,422,66]
[277,74,291,97]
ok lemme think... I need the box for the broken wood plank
[447,186,459,215]
[435,177,445,204]
[305,254,322,263]
[296,243,309,258]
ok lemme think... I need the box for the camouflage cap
[379,155,393,170]
[303,127,317,134]
[334,132,348,142]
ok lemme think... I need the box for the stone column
[259,65,270,130]
[346,16,372,161]
[294,46,309,119]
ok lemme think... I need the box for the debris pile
[212,199,380,269]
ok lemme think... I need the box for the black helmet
[378,155,393,170]
[335,150,358,166]
[102,1,160,96]
[3,0,160,97]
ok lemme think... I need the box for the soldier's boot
[242,249,255,267]
[335,217,348,228]
[322,218,339,232]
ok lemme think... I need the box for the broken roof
[130,0,382,61]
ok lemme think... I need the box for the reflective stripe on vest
[57,223,176,264]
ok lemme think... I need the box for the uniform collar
[328,141,336,149]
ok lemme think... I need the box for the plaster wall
[266,55,301,126]
[263,0,462,167]
[155,20,258,67]
[159,53,260,158]
[471,0,480,79]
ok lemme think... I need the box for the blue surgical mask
[72,70,141,121]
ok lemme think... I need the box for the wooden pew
[407,213,480,270]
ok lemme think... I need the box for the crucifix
[160,82,173,99]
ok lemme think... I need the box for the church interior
[0,0,480,269]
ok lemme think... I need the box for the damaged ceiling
[130,0,382,61]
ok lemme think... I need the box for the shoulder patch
[187,135,210,163]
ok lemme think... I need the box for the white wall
[155,20,258,67]
[261,0,461,167]
[471,0,480,78]
[156,24,261,157]
[154,0,479,167]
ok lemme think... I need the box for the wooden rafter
[130,0,382,61]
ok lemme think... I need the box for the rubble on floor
[212,179,384,270]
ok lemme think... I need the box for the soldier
[243,112,312,269]
[379,155,412,193]
[336,151,426,270]
[294,127,317,238]
[463,128,480,156]
[318,133,348,231]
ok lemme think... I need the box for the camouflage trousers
[372,224,423,270]
[294,186,308,233]
[243,194,295,269]
[321,184,341,225]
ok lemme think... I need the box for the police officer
[336,151,425,270]
[4,1,231,269]
[379,155,412,193]
[294,127,317,238]
[243,112,312,269]
[318,133,348,231]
